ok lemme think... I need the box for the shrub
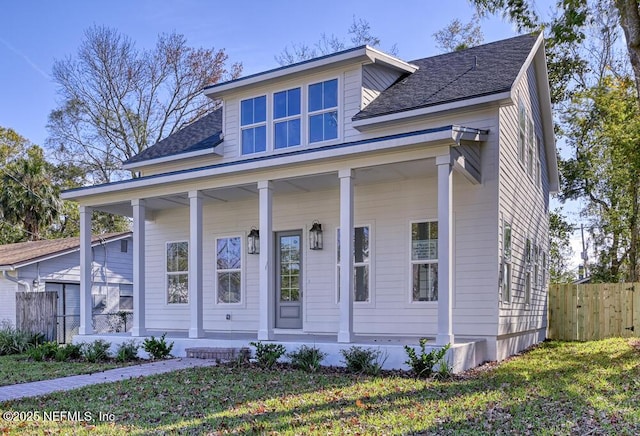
[341,346,387,375]
[249,341,286,369]
[288,345,326,373]
[142,333,173,360]
[0,322,44,355]
[116,340,140,362]
[27,341,59,361]
[404,339,451,378]
[55,343,82,362]
[82,339,111,362]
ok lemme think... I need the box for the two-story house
[62,32,557,371]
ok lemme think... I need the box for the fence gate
[548,283,639,341]
[15,291,58,341]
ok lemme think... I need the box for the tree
[275,16,397,66]
[549,209,576,283]
[0,146,62,241]
[433,14,485,52]
[47,26,242,183]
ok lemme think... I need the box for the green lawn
[0,354,136,387]
[1,338,638,435]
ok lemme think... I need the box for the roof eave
[122,138,223,171]
[352,91,512,131]
[204,46,417,99]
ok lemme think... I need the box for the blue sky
[0,0,560,148]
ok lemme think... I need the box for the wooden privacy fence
[548,283,639,341]
[15,291,57,341]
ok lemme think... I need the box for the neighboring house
[62,33,557,371]
[0,232,133,342]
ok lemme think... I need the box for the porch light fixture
[309,220,323,250]
[247,227,260,255]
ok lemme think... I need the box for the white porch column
[338,169,354,343]
[257,180,274,340]
[436,155,454,345]
[79,206,93,335]
[188,191,204,338]
[131,199,146,337]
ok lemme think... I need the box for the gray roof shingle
[124,109,223,165]
[353,33,538,120]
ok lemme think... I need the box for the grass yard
[1,338,639,435]
[0,354,136,387]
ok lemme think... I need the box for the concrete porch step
[185,346,250,362]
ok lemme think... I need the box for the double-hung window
[274,88,301,149]
[337,226,370,302]
[518,98,526,164]
[527,118,535,177]
[216,237,242,304]
[502,223,512,303]
[309,79,338,143]
[411,221,438,302]
[167,241,188,304]
[525,238,532,305]
[241,95,266,154]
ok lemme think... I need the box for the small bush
[341,346,387,375]
[249,341,286,369]
[55,343,82,362]
[0,322,44,355]
[82,339,111,362]
[404,339,451,378]
[142,333,173,360]
[288,345,326,373]
[116,340,140,362]
[27,341,59,361]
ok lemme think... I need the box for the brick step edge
[185,347,251,361]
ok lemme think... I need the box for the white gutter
[3,270,31,292]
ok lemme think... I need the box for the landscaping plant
[26,341,59,361]
[116,340,140,362]
[249,341,286,369]
[288,345,326,373]
[404,338,450,378]
[55,343,82,362]
[0,321,44,355]
[340,346,387,375]
[81,339,111,363]
[142,333,173,360]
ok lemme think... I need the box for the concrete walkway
[0,358,217,402]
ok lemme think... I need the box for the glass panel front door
[276,231,302,329]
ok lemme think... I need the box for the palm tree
[0,146,62,241]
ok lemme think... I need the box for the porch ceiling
[93,158,437,217]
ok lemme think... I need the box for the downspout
[3,270,31,292]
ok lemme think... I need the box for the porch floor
[74,330,487,373]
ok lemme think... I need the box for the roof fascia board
[352,91,512,131]
[122,144,222,171]
[366,46,418,72]
[0,233,132,271]
[62,126,484,201]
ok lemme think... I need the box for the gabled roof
[0,232,132,271]
[123,109,222,167]
[353,33,538,121]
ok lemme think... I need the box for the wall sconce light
[309,220,323,250]
[247,227,260,255]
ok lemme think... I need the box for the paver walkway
[0,358,217,402]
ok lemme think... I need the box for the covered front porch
[63,126,489,371]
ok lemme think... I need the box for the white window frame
[273,87,302,150]
[517,96,527,166]
[536,134,543,187]
[336,224,373,305]
[239,95,268,155]
[215,235,244,305]
[527,117,535,177]
[165,240,189,305]
[308,77,340,144]
[524,237,532,306]
[501,221,512,304]
[409,219,439,303]
[118,284,134,312]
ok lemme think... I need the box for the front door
[275,231,303,329]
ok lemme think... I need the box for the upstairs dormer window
[309,79,338,143]
[274,87,301,149]
[241,95,266,154]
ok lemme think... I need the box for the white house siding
[0,276,18,325]
[497,64,550,361]
[361,64,402,109]
[143,154,500,340]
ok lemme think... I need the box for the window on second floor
[518,97,526,164]
[309,79,338,143]
[274,88,301,149]
[241,95,266,155]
